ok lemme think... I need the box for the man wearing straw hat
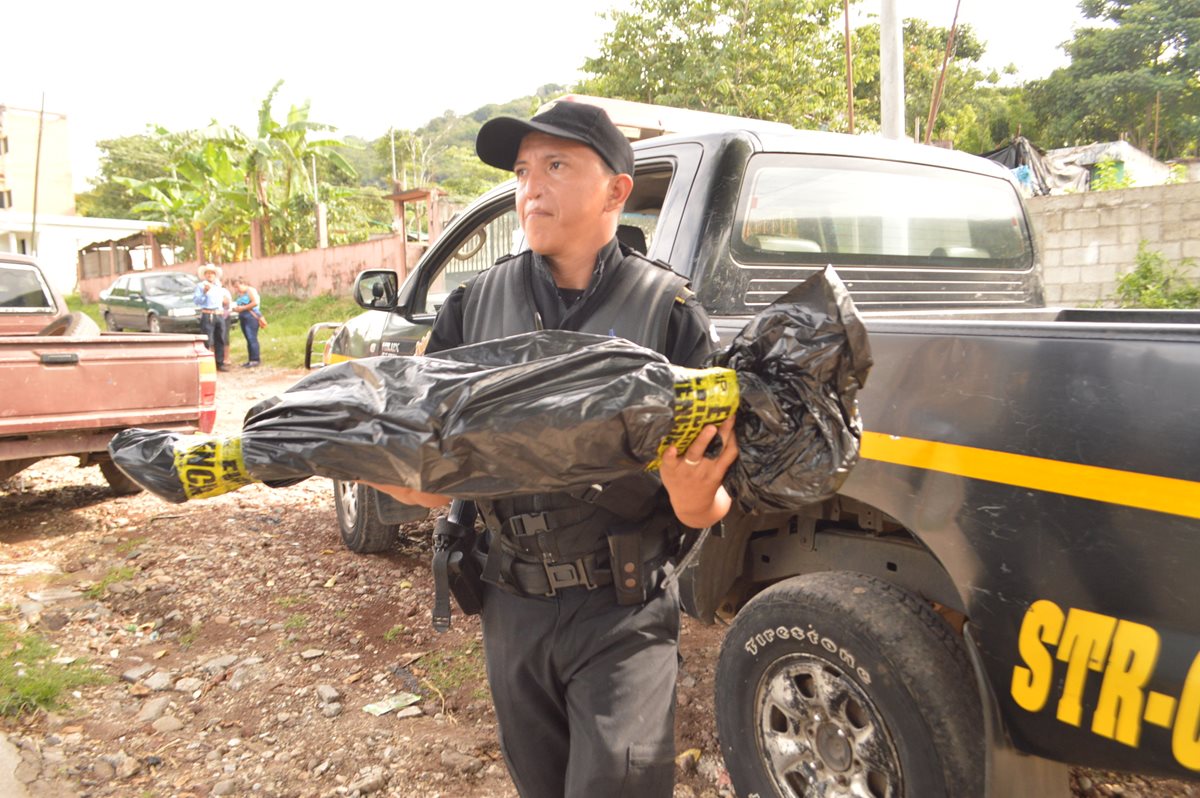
[193,263,229,371]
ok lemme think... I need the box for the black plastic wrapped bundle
[712,267,872,513]
[109,267,871,513]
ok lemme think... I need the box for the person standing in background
[193,263,228,371]
[232,276,263,368]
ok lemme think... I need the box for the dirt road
[0,367,1193,797]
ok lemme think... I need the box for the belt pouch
[607,523,646,606]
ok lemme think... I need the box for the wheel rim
[335,480,358,529]
[755,653,901,798]
[148,315,160,332]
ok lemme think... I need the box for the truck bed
[1,332,215,463]
[815,311,1197,778]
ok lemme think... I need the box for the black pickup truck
[322,126,1200,797]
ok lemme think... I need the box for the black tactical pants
[480,578,680,798]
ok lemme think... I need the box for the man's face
[513,132,617,258]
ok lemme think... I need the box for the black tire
[103,312,121,331]
[99,460,143,496]
[332,480,399,553]
[147,314,161,333]
[715,572,983,798]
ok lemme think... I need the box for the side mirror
[353,269,401,312]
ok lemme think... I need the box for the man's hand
[659,414,738,529]
[360,481,451,509]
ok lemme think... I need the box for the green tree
[434,144,510,201]
[834,18,1030,150]
[1026,0,1200,158]
[234,81,357,255]
[117,83,358,260]
[76,134,173,219]
[333,136,388,189]
[578,0,848,129]
[121,128,258,262]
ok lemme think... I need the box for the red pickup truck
[1,254,216,493]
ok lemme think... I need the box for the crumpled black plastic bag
[712,266,872,513]
[109,266,871,512]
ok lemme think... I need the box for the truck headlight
[168,308,197,318]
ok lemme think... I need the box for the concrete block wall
[1027,182,1200,306]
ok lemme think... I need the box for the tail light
[195,340,217,433]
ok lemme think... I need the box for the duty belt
[506,551,611,596]
[480,524,672,601]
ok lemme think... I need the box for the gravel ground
[1,365,1195,797]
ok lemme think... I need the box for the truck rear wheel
[333,480,399,553]
[99,460,143,496]
[714,571,983,798]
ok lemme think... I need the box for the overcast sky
[5,0,1088,191]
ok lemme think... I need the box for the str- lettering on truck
[317,99,1200,797]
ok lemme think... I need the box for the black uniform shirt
[425,237,716,368]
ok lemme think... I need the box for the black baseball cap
[476,101,634,176]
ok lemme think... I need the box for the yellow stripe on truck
[862,431,1200,520]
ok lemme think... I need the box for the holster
[432,500,483,632]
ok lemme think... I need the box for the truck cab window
[618,167,673,254]
[727,153,1035,312]
[0,265,55,309]
[419,208,521,316]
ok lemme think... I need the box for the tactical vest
[461,247,689,602]
[462,248,686,348]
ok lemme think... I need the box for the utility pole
[843,0,855,134]
[31,93,45,255]
[390,128,398,184]
[313,154,328,249]
[1153,91,1161,159]
[880,0,905,139]
[925,0,962,144]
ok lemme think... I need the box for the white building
[1,103,160,295]
[0,210,157,295]
[1045,140,1175,189]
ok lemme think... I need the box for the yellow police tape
[649,366,740,470]
[174,435,257,501]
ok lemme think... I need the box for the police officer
[371,101,738,798]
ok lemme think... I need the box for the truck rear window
[0,264,56,311]
[729,153,1035,309]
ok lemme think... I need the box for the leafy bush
[1115,242,1200,308]
[1091,159,1134,191]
